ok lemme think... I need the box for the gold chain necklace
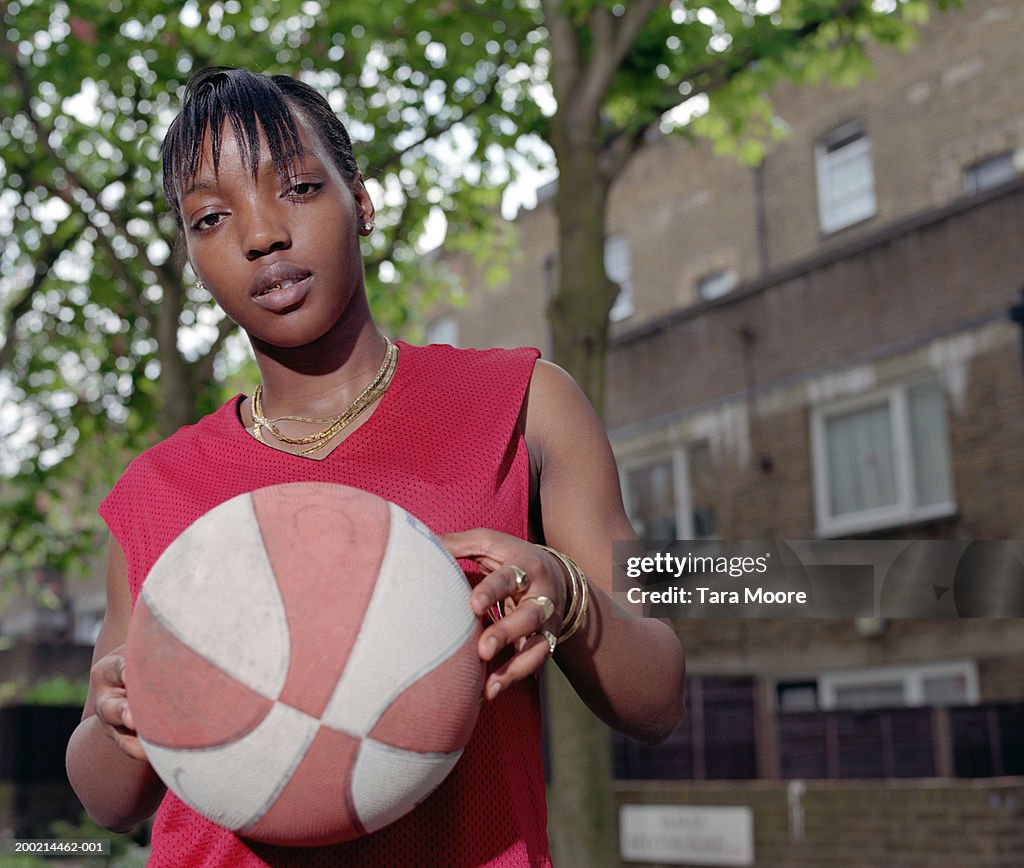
[251,338,397,456]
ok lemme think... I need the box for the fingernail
[487,681,502,701]
[484,636,499,658]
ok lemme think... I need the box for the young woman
[66,67,685,867]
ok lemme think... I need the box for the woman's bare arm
[66,536,166,832]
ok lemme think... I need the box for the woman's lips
[248,261,314,312]
[251,274,313,312]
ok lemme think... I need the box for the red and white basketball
[124,482,484,846]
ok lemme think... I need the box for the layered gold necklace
[250,337,397,456]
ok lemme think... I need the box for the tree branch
[574,0,659,122]
[0,30,177,305]
[540,0,581,109]
[0,221,82,371]
[597,0,874,182]
[372,53,510,175]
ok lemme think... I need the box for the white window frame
[605,234,635,322]
[619,448,692,540]
[811,381,956,537]
[696,268,738,302]
[963,150,1019,195]
[818,661,979,710]
[815,122,877,234]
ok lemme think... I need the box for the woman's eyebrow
[182,178,216,198]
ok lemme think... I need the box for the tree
[0,0,544,581]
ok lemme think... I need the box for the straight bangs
[162,67,304,223]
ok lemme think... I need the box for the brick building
[432,1,1024,864]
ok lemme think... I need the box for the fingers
[440,528,571,700]
[479,590,558,661]
[478,587,561,701]
[91,647,147,761]
[470,561,542,618]
[483,633,554,701]
[95,693,148,761]
[439,528,501,562]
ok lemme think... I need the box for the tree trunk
[544,114,621,868]
[547,136,619,418]
[156,280,196,437]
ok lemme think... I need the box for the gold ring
[510,564,530,594]
[523,595,555,621]
[541,630,557,655]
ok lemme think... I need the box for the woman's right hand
[90,645,147,761]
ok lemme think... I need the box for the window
[426,314,459,347]
[605,234,635,322]
[819,662,978,710]
[621,447,718,541]
[777,680,819,713]
[964,151,1019,194]
[622,455,682,539]
[815,122,877,234]
[696,269,738,302]
[811,381,955,535]
[777,662,978,714]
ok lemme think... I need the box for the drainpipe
[1010,289,1024,382]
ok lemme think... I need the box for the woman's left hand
[440,529,567,701]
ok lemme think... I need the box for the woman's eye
[288,181,322,197]
[191,212,224,232]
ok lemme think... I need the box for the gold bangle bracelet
[537,544,577,624]
[537,544,590,646]
[558,562,589,644]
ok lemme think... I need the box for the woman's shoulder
[398,341,539,370]
[396,341,540,397]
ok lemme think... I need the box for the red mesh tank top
[99,342,550,867]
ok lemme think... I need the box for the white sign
[619,804,755,866]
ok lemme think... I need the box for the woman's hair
[161,66,359,225]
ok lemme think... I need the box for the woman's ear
[353,174,376,236]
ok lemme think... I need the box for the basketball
[123,482,484,846]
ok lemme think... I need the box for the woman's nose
[243,207,291,260]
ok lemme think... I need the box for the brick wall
[615,779,1024,868]
[439,201,558,354]
[607,182,1024,434]
[677,618,1024,686]
[762,0,1024,272]
[606,183,1024,556]
[606,134,761,325]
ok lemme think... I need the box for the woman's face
[180,115,374,352]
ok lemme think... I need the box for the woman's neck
[249,302,390,420]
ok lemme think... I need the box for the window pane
[826,402,897,517]
[908,383,953,507]
[817,132,877,232]
[626,460,676,538]
[605,235,634,322]
[964,152,1017,194]
[687,442,716,539]
[778,681,818,712]
[697,269,737,302]
[922,674,968,706]
[833,682,905,710]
